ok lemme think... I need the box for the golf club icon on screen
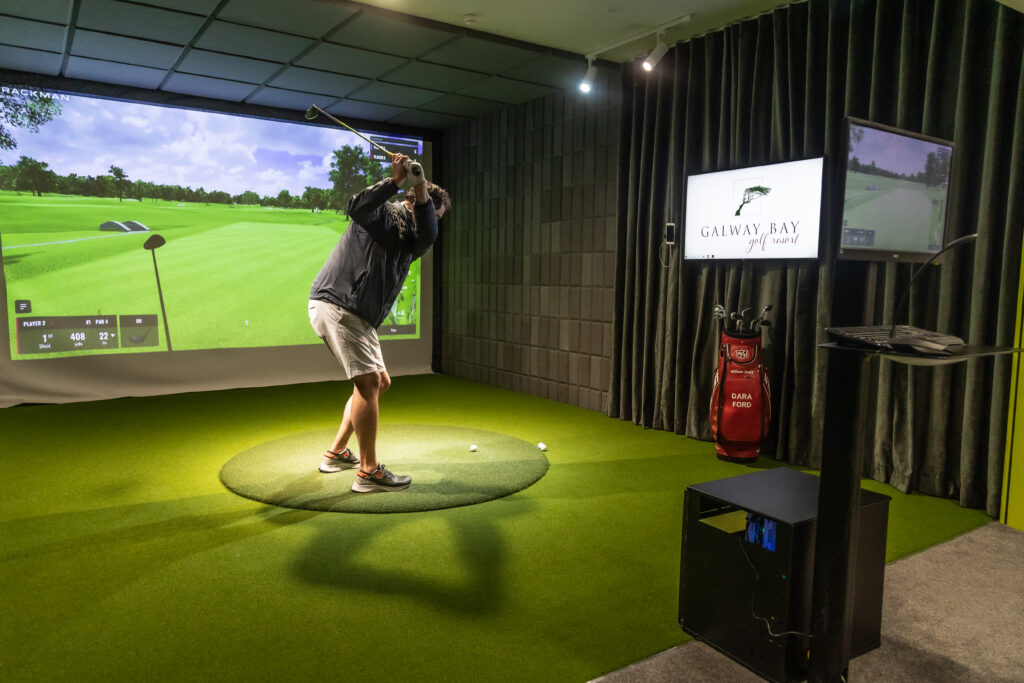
[143,234,172,351]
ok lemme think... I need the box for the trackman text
[0,87,71,101]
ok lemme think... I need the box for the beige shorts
[308,299,385,379]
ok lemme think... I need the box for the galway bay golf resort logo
[684,157,823,260]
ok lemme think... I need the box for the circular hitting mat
[219,424,548,513]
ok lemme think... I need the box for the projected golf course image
[0,87,424,360]
[2,193,421,359]
[841,171,946,251]
[840,121,951,255]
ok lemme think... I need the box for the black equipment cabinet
[679,468,890,682]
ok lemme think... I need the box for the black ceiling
[0,0,609,129]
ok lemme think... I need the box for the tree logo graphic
[735,185,771,216]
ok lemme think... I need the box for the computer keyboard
[826,325,965,351]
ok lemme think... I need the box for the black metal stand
[807,343,1020,681]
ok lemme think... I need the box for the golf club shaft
[307,104,395,158]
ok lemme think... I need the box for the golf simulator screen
[838,118,953,262]
[0,85,430,361]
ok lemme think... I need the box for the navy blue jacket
[310,178,437,328]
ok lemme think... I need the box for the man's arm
[345,154,410,243]
[345,178,398,231]
[406,167,437,257]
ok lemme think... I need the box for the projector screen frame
[0,71,444,406]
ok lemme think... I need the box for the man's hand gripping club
[391,153,426,191]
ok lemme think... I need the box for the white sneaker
[319,448,360,473]
[350,464,412,492]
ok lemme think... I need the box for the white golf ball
[469,444,477,452]
[537,442,547,451]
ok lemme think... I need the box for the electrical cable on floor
[737,534,814,639]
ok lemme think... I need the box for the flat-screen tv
[838,118,954,262]
[0,86,430,361]
[684,157,824,260]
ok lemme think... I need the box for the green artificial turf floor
[0,374,992,682]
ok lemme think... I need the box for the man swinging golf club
[308,152,450,492]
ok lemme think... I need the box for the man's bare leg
[351,371,381,472]
[329,395,355,454]
[348,369,410,492]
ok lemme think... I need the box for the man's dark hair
[425,182,451,215]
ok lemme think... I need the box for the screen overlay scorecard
[0,86,426,360]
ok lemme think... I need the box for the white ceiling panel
[297,43,407,79]
[422,35,540,74]
[0,16,67,52]
[194,20,315,62]
[177,49,282,84]
[0,45,63,76]
[246,86,326,111]
[0,0,72,24]
[162,72,258,101]
[269,66,368,98]
[76,0,205,45]
[218,0,359,37]
[383,61,488,91]
[70,30,182,69]
[328,99,408,122]
[64,55,166,89]
[352,81,445,108]
[132,0,222,14]
[326,10,456,57]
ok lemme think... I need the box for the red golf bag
[710,330,771,462]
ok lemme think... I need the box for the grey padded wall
[441,69,620,412]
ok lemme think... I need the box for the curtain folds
[609,0,1024,515]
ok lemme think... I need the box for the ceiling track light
[579,58,597,93]
[643,35,669,72]
[577,12,692,93]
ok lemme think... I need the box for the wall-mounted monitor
[684,157,824,260]
[837,118,954,262]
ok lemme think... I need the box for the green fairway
[1,192,422,358]
[0,375,993,682]
[842,171,946,251]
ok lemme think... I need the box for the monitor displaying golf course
[0,86,429,361]
[838,118,954,262]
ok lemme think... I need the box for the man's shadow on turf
[290,498,533,616]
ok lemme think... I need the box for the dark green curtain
[610,0,1024,515]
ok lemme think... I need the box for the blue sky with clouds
[849,124,951,177]
[0,91,419,197]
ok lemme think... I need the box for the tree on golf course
[0,90,62,151]
[302,186,331,212]
[923,148,951,188]
[0,163,14,189]
[234,190,260,205]
[329,145,386,215]
[14,156,56,196]
[109,165,129,202]
[275,189,294,208]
